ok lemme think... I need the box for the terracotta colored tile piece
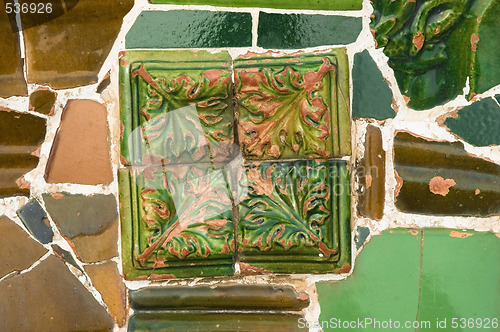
[85,261,127,327]
[0,255,114,331]
[0,216,47,279]
[43,193,118,263]
[0,10,27,97]
[45,99,113,185]
[22,0,133,89]
[357,125,385,220]
[0,109,46,197]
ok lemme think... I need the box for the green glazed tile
[235,49,351,160]
[417,229,500,325]
[119,50,234,166]
[370,0,498,110]
[317,229,421,330]
[119,164,235,280]
[0,10,27,97]
[16,199,53,244]
[126,11,252,49]
[29,88,57,115]
[394,131,500,216]
[51,244,84,273]
[357,125,385,220]
[444,95,500,146]
[0,109,46,198]
[238,160,351,274]
[147,0,362,10]
[355,226,370,249]
[352,50,395,119]
[258,13,362,49]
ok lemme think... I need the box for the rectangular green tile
[258,13,362,49]
[125,11,252,49]
[148,0,362,11]
[417,229,500,325]
[317,229,422,330]
[238,160,351,274]
[234,49,351,160]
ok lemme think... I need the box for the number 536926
[5,2,53,14]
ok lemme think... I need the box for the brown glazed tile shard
[0,216,47,279]
[394,131,500,216]
[43,193,118,263]
[84,261,126,327]
[29,88,57,115]
[357,125,385,220]
[22,0,133,89]
[0,255,114,331]
[45,99,113,185]
[0,109,46,198]
[0,10,27,97]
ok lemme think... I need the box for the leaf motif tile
[119,163,235,279]
[120,50,234,166]
[234,50,351,160]
[237,160,351,274]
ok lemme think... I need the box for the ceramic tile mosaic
[0,0,499,330]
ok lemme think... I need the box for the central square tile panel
[119,50,351,279]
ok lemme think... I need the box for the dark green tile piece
[16,199,53,244]
[355,226,370,249]
[119,164,235,280]
[0,255,114,331]
[317,229,421,330]
[238,160,351,274]
[0,216,47,279]
[0,109,46,198]
[119,50,234,166]
[258,13,361,49]
[29,88,57,115]
[148,0,362,10]
[126,11,252,49]
[444,95,500,146]
[394,131,500,216]
[352,50,395,119]
[417,229,500,325]
[22,0,134,89]
[0,9,27,97]
[357,125,385,220]
[130,285,309,310]
[43,193,119,263]
[51,244,83,273]
[129,312,306,332]
[370,0,498,110]
[234,49,351,160]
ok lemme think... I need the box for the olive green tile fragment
[417,229,500,325]
[0,109,46,197]
[357,125,385,220]
[0,10,27,97]
[317,229,421,330]
[394,131,500,216]
[0,255,114,331]
[51,244,83,272]
[352,50,395,119]
[29,88,57,115]
[258,13,362,49]
[22,0,133,89]
[126,11,252,49]
[0,216,47,279]
[444,95,500,146]
[148,0,362,10]
[43,193,118,263]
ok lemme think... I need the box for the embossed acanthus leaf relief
[239,162,337,258]
[236,58,335,159]
[136,166,234,266]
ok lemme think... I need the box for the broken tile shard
[16,199,54,244]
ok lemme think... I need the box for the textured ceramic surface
[258,13,362,49]
[235,50,351,160]
[394,131,500,216]
[16,199,53,244]
[238,160,351,274]
[126,11,252,49]
[370,0,500,110]
[29,88,57,116]
[147,0,362,10]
